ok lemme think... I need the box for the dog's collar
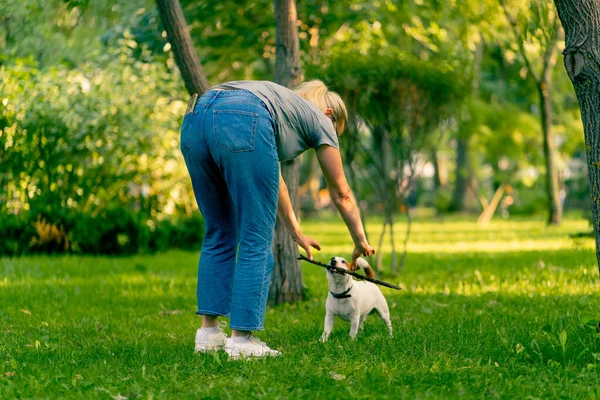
[330,285,353,299]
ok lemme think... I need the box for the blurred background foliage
[0,0,587,256]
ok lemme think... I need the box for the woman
[181,80,375,359]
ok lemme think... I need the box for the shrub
[0,214,36,257]
[29,216,70,253]
[0,209,205,257]
[168,212,205,251]
[0,53,194,222]
[69,209,142,255]
[433,188,453,214]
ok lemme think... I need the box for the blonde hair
[294,80,348,135]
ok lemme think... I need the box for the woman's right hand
[352,242,375,268]
[292,232,322,261]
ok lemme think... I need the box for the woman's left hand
[293,232,322,260]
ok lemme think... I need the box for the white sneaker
[194,322,228,352]
[224,334,282,360]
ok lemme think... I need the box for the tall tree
[269,0,304,305]
[553,0,600,267]
[501,1,563,225]
[451,35,485,214]
[155,0,209,96]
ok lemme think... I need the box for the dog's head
[326,256,353,287]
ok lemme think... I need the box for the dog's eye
[341,260,346,264]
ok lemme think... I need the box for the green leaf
[516,343,525,354]
[559,330,567,349]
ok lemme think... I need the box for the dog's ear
[355,257,376,278]
[363,265,375,279]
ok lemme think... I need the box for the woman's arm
[316,145,375,263]
[277,171,301,237]
[277,170,321,259]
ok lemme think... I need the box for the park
[2,0,600,398]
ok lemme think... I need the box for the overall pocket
[213,110,258,153]
[180,111,197,156]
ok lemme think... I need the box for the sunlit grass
[2,214,600,398]
[303,212,593,253]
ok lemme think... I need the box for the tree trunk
[344,127,369,241]
[398,203,413,272]
[502,4,563,225]
[451,136,469,212]
[431,148,444,190]
[539,81,563,225]
[539,16,563,226]
[155,0,210,96]
[271,160,304,304]
[274,0,301,87]
[451,35,483,213]
[349,159,369,242]
[388,212,397,272]
[376,220,388,272]
[269,0,303,305]
[298,151,319,212]
[477,183,507,225]
[553,0,600,268]
[373,124,395,272]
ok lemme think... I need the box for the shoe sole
[194,344,226,353]
[225,350,282,360]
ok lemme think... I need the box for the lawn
[2,214,600,399]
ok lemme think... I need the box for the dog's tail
[355,258,375,279]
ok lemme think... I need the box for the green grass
[2,214,600,399]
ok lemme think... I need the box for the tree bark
[451,35,483,213]
[388,212,397,272]
[539,16,563,225]
[269,0,303,305]
[376,220,388,272]
[373,124,396,271]
[539,81,563,225]
[271,160,304,304]
[344,126,369,241]
[451,136,470,212]
[431,148,444,190]
[155,0,210,96]
[553,0,600,267]
[274,0,301,87]
[501,4,563,225]
[398,204,413,272]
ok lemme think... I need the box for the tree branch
[499,0,542,84]
[155,0,210,96]
[542,15,562,79]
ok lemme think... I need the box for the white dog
[321,256,393,342]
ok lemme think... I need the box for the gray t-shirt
[212,80,339,162]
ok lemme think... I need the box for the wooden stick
[297,254,402,290]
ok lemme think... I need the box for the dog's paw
[320,334,329,343]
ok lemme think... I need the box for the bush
[0,214,37,257]
[29,216,70,253]
[69,209,143,255]
[509,183,548,216]
[168,213,205,251]
[0,209,205,257]
[433,188,453,214]
[0,52,193,222]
